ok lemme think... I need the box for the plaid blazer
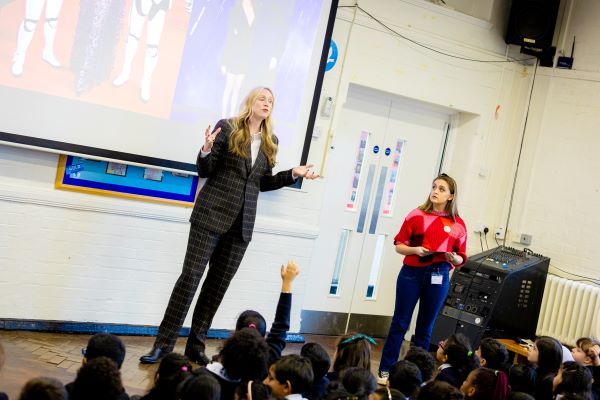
[190,119,295,242]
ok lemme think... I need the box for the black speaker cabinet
[505,0,561,51]
[431,246,549,349]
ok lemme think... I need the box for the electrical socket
[474,223,488,234]
[520,233,532,246]
[495,227,505,240]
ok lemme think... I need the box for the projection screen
[0,0,337,173]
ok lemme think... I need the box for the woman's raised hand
[202,125,221,152]
[292,164,320,180]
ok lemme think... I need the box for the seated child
[235,260,300,366]
[506,364,536,396]
[327,334,375,382]
[416,381,464,400]
[553,361,593,400]
[404,346,436,383]
[206,328,270,400]
[69,356,127,400]
[340,367,376,400]
[388,360,421,398]
[527,336,562,400]
[17,377,68,400]
[369,387,406,400]
[136,353,192,400]
[571,337,600,400]
[234,381,273,400]
[476,338,509,371]
[177,368,221,400]
[263,354,314,400]
[460,367,508,400]
[67,332,129,399]
[301,342,331,400]
[435,334,479,388]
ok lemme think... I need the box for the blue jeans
[379,263,450,372]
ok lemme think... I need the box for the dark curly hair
[404,346,436,382]
[389,360,422,397]
[84,333,126,368]
[18,377,67,400]
[70,357,124,400]
[220,328,270,381]
[554,361,592,398]
[177,368,221,400]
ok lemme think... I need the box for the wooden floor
[0,331,387,399]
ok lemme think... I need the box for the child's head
[70,356,125,400]
[177,368,221,400]
[476,338,509,371]
[527,336,562,378]
[388,360,422,398]
[572,337,597,365]
[340,367,376,400]
[236,310,267,337]
[301,342,331,380]
[417,380,464,400]
[146,353,192,400]
[437,334,479,375]
[369,388,407,400]
[507,364,536,395]
[235,380,273,400]
[83,333,126,369]
[460,367,508,400]
[220,328,270,382]
[263,354,314,397]
[552,361,592,398]
[333,333,374,373]
[17,377,68,400]
[404,346,436,382]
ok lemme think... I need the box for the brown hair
[228,87,278,167]
[418,173,459,219]
[333,334,372,373]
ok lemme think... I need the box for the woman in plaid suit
[140,87,318,364]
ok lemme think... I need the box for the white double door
[303,84,452,335]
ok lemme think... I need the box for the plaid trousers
[154,214,248,353]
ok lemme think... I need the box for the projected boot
[140,46,158,102]
[11,19,37,76]
[42,19,61,67]
[113,36,139,87]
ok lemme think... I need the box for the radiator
[537,275,600,346]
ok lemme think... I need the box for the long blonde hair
[228,87,278,167]
[419,173,459,219]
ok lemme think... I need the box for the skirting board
[0,319,305,343]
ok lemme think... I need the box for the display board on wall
[0,0,338,174]
[55,155,199,206]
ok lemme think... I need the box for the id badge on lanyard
[431,269,443,285]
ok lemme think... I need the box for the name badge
[431,273,443,285]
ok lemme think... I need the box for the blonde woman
[140,87,318,365]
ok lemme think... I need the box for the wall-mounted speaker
[505,0,561,51]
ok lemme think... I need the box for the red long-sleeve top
[393,208,468,268]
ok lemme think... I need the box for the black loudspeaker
[431,246,549,349]
[505,0,561,51]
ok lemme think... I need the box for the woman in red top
[377,173,467,384]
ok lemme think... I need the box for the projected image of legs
[113,0,169,103]
[11,0,64,77]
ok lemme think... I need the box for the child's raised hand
[588,344,600,366]
[280,261,300,293]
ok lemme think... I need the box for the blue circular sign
[325,40,338,72]
[373,145,380,154]
[385,147,391,156]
